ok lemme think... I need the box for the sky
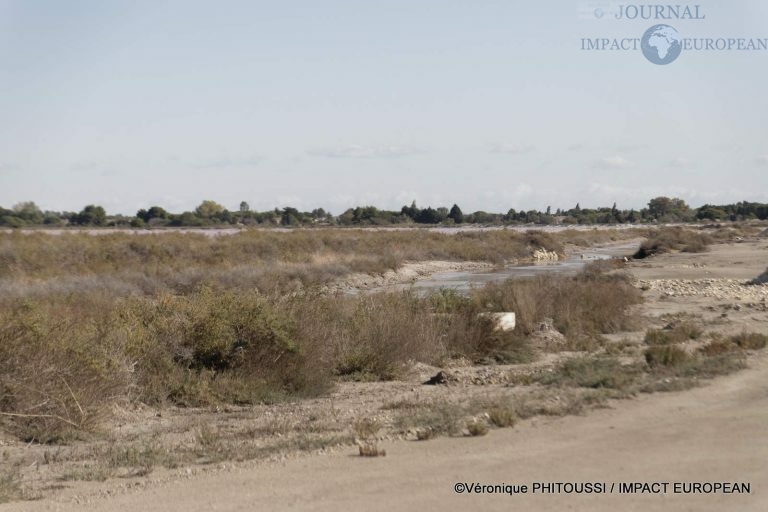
[1,0,767,215]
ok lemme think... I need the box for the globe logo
[641,25,682,65]
[594,8,604,19]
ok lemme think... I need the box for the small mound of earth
[759,228,768,238]
[421,366,513,386]
[529,317,567,348]
[409,362,444,382]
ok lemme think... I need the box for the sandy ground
[325,260,495,293]
[2,238,767,511]
[6,351,765,512]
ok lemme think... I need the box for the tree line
[1,197,767,228]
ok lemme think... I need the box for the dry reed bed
[0,228,648,297]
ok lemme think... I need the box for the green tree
[696,204,727,221]
[415,207,444,224]
[73,205,107,226]
[647,196,691,221]
[137,206,169,223]
[13,201,43,224]
[401,200,420,221]
[195,200,225,218]
[281,207,301,225]
[448,204,464,224]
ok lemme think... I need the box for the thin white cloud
[756,155,768,165]
[307,145,423,159]
[566,144,584,151]
[490,143,535,155]
[593,156,633,169]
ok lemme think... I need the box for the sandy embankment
[325,260,495,293]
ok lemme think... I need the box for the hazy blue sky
[1,0,766,215]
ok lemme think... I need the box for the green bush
[124,288,331,405]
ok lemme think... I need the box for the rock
[477,312,516,331]
[532,248,559,262]
[530,317,566,347]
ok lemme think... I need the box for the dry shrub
[701,331,768,354]
[468,267,642,339]
[644,345,691,368]
[466,418,489,436]
[0,302,132,442]
[644,322,703,345]
[487,407,517,428]
[353,417,382,440]
[293,291,445,381]
[730,331,768,350]
[441,309,535,364]
[634,227,713,259]
[358,442,386,457]
[123,288,332,406]
[699,339,739,357]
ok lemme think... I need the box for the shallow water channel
[374,242,639,295]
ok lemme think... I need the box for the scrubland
[1,224,766,503]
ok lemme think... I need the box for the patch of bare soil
[2,240,768,511]
[324,260,494,293]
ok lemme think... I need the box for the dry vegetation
[0,268,643,442]
[633,227,714,258]
[0,229,563,294]
[1,226,766,502]
[0,227,644,442]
